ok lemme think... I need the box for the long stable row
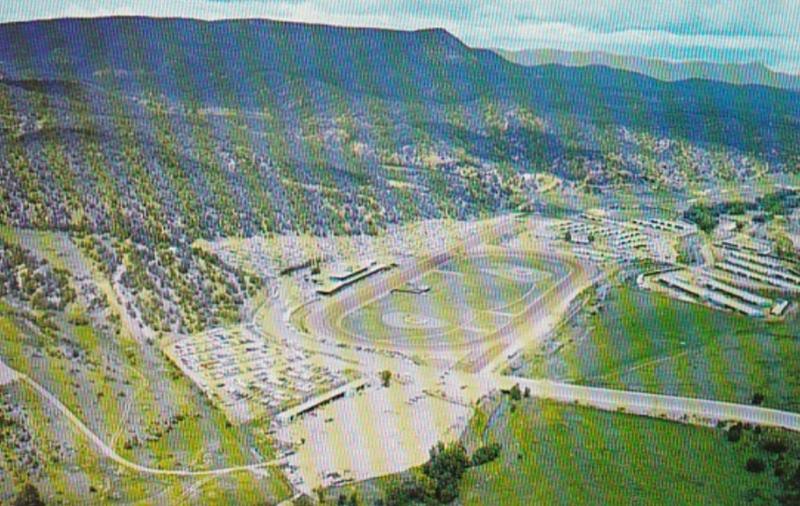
[715,262,800,292]
[658,272,766,317]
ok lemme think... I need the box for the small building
[316,264,391,295]
[771,300,790,317]
[328,264,371,282]
[392,282,431,295]
[276,379,369,424]
[568,231,592,245]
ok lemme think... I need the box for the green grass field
[512,285,800,412]
[335,396,795,505]
[458,398,788,506]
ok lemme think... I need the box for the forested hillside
[1,17,799,245]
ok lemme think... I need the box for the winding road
[0,360,286,477]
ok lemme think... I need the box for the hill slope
[0,17,799,243]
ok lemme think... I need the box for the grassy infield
[341,254,552,346]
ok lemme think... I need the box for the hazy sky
[3,1,800,73]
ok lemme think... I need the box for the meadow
[335,396,793,505]
[457,397,789,506]
[513,285,800,413]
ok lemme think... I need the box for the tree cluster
[380,440,502,505]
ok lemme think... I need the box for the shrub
[746,457,766,473]
[12,484,45,506]
[761,437,789,454]
[471,443,502,466]
[384,474,435,506]
[380,370,392,388]
[423,441,470,503]
[727,423,743,443]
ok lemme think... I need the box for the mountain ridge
[0,16,799,243]
[496,48,800,91]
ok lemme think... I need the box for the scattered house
[568,231,592,245]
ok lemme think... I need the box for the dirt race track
[300,246,591,367]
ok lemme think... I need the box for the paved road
[8,369,285,477]
[492,375,800,432]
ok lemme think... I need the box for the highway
[490,375,800,432]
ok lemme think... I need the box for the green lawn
[335,396,791,506]
[458,398,786,506]
[340,254,557,345]
[514,285,800,412]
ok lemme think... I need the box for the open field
[511,285,800,413]
[458,398,790,506]
[336,396,794,505]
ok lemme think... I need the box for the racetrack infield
[316,251,576,350]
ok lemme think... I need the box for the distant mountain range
[0,17,799,242]
[495,48,800,91]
